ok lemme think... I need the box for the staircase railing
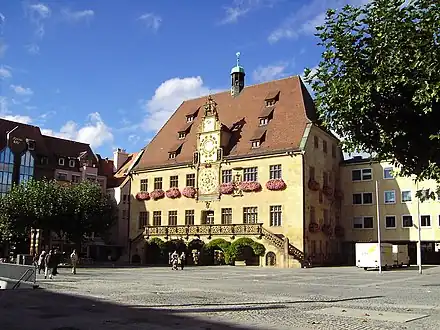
[261,227,304,261]
[12,267,35,290]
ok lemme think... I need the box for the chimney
[113,148,129,172]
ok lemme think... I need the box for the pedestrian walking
[37,251,46,274]
[170,250,179,270]
[70,249,78,274]
[44,250,56,279]
[180,251,186,270]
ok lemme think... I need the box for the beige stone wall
[129,153,305,252]
[303,124,343,259]
[341,160,440,243]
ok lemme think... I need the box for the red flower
[136,192,150,201]
[182,186,196,198]
[220,182,234,195]
[166,187,181,199]
[150,189,165,200]
[239,181,261,192]
[266,179,287,191]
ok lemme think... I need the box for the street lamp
[416,181,422,275]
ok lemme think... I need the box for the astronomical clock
[196,96,222,200]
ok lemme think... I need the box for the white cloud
[142,76,218,132]
[62,9,95,22]
[25,43,40,55]
[26,3,51,38]
[220,0,280,24]
[138,13,162,31]
[0,12,5,34]
[128,134,140,145]
[10,84,34,96]
[1,115,33,124]
[252,62,289,83]
[41,112,113,149]
[268,0,370,43]
[0,66,11,78]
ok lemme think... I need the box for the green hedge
[227,237,266,264]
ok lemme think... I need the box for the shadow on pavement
[0,288,279,330]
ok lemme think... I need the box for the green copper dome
[230,65,245,75]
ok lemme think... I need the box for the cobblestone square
[2,265,440,329]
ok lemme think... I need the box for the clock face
[203,118,215,131]
[200,135,218,157]
[198,168,218,194]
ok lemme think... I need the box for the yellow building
[128,57,343,267]
[341,157,440,264]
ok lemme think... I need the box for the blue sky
[0,0,369,158]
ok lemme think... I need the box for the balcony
[144,223,263,239]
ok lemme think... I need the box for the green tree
[304,0,440,197]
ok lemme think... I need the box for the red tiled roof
[136,76,316,170]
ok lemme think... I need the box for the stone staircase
[261,227,304,261]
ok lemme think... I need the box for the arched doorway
[265,252,276,266]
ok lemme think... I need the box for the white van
[356,243,394,270]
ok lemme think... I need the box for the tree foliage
[0,179,117,245]
[304,0,440,196]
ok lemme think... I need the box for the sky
[0,0,370,158]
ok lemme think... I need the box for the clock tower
[196,96,222,200]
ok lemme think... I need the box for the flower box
[266,179,287,191]
[239,181,262,192]
[150,189,165,200]
[308,222,320,233]
[135,191,150,201]
[220,182,234,195]
[323,185,334,197]
[166,187,181,199]
[334,225,345,237]
[321,224,333,236]
[308,179,320,191]
[182,186,196,198]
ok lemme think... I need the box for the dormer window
[178,132,186,139]
[69,159,76,168]
[185,107,199,123]
[26,139,36,151]
[259,118,268,126]
[168,142,183,160]
[186,116,194,123]
[264,90,280,107]
[251,140,261,148]
[58,158,65,166]
[250,128,266,149]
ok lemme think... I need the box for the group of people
[35,249,79,279]
[170,251,186,270]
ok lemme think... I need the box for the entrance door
[202,210,214,224]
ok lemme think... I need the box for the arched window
[19,151,34,183]
[0,147,14,196]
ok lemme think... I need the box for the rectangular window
[421,215,431,227]
[185,210,194,225]
[352,168,372,181]
[352,192,373,205]
[383,167,393,179]
[139,211,149,229]
[401,190,412,202]
[323,171,328,187]
[331,144,336,158]
[385,215,396,228]
[58,158,65,166]
[140,179,148,192]
[269,165,282,179]
[384,190,396,204]
[169,175,178,188]
[186,174,195,187]
[270,205,282,226]
[243,167,258,182]
[71,175,80,183]
[243,207,258,224]
[57,172,68,181]
[309,166,315,181]
[402,215,413,228]
[69,159,76,168]
[314,136,319,148]
[323,140,328,153]
[154,177,163,190]
[222,170,232,184]
[221,208,232,224]
[152,211,161,226]
[353,216,374,229]
[168,210,177,226]
[310,206,316,223]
